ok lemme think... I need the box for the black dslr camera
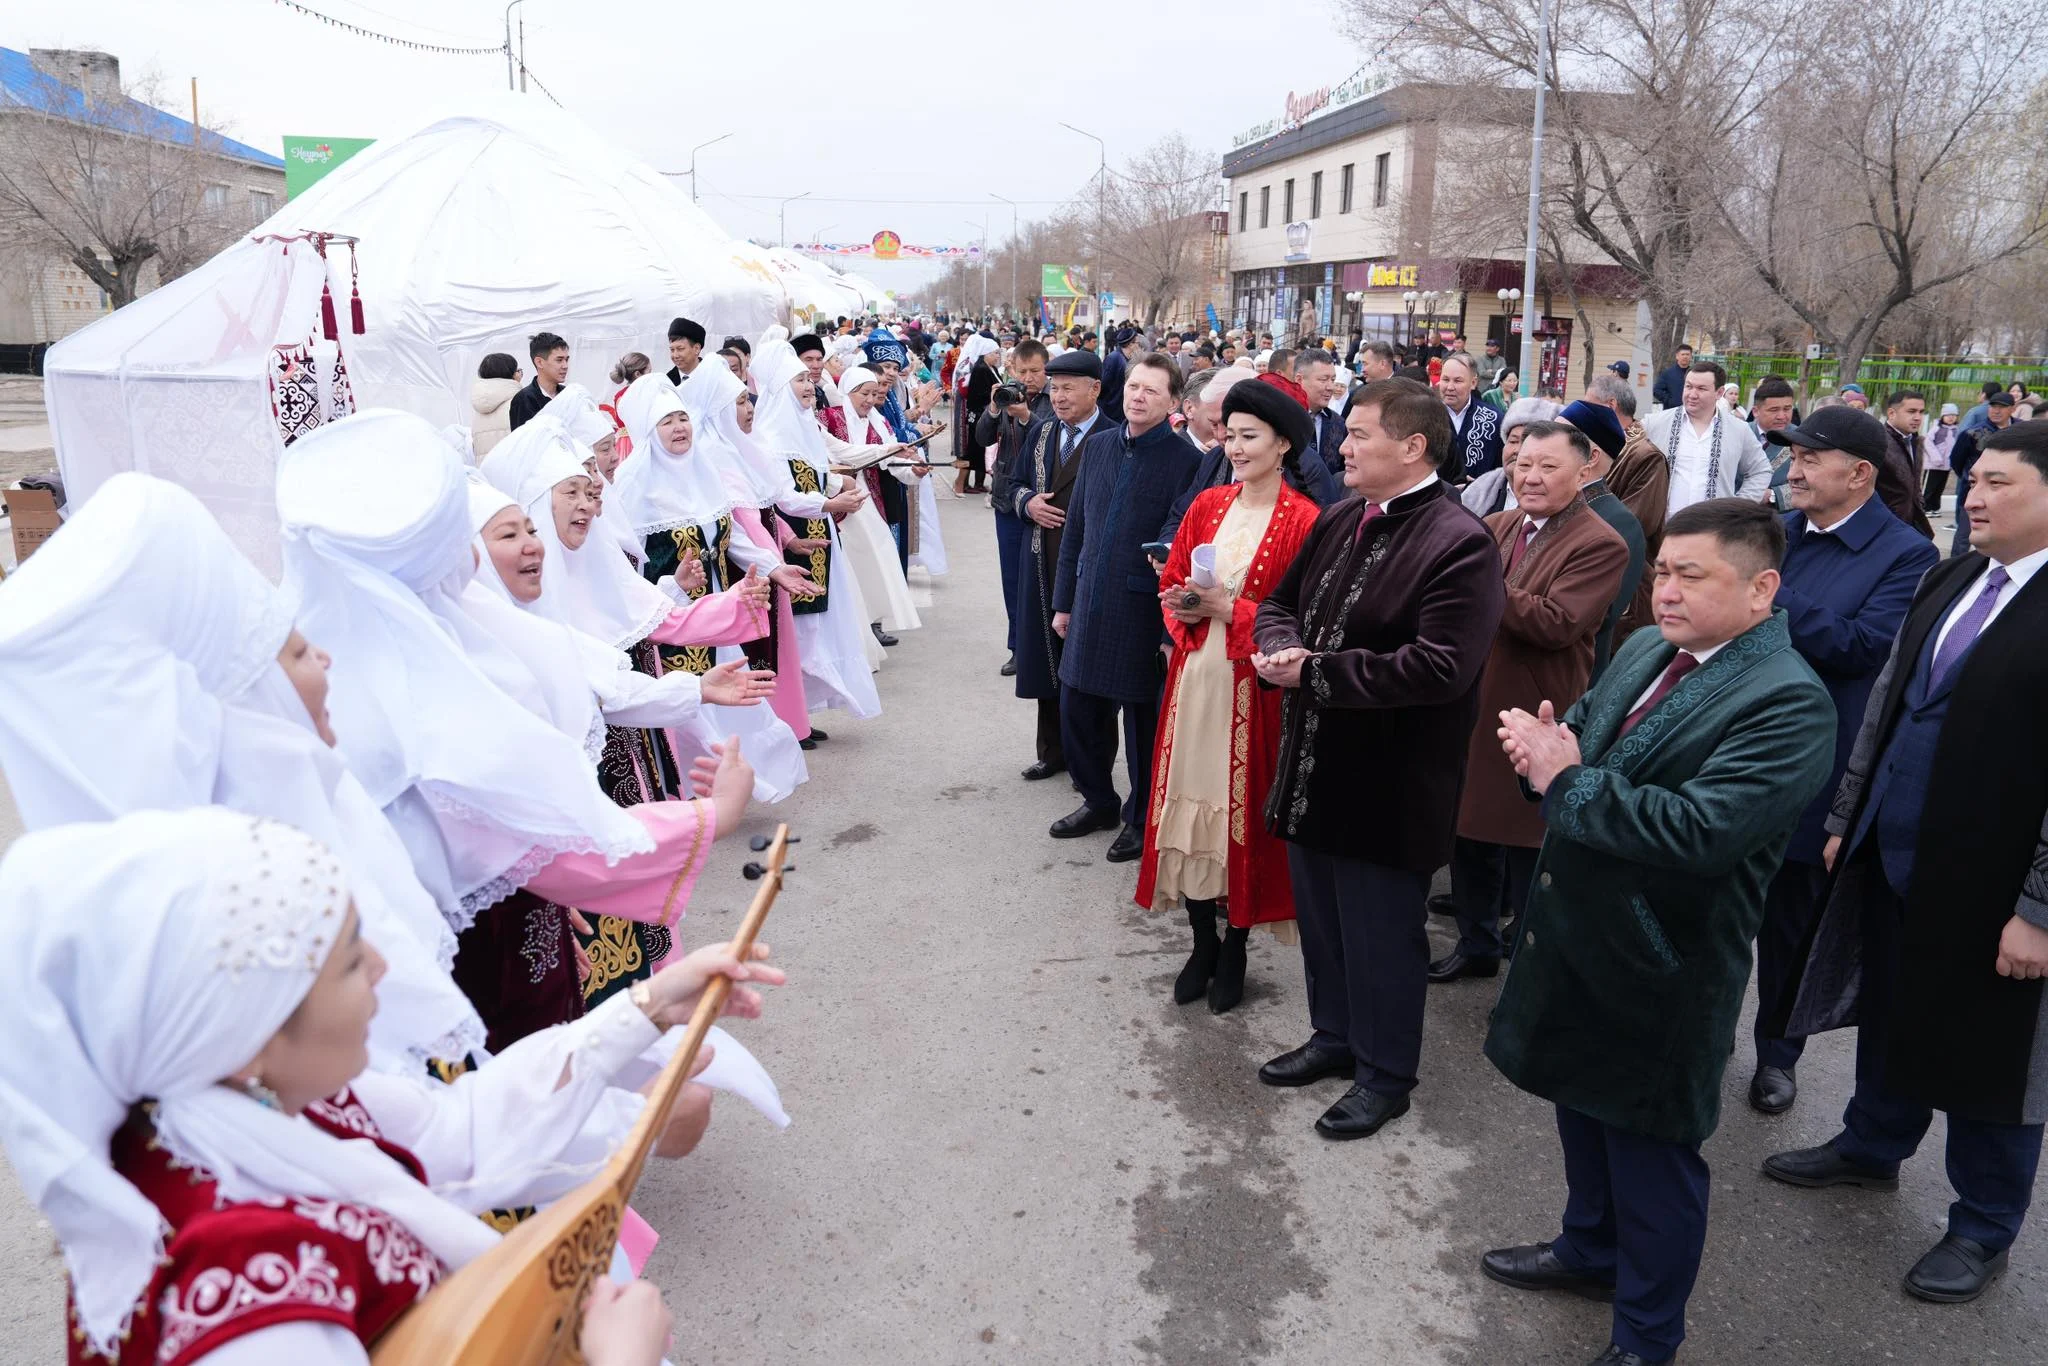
[991,382,1026,408]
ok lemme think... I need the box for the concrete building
[1222,74,1647,395]
[0,48,285,367]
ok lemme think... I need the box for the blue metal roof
[0,47,285,169]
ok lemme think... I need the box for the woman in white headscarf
[821,365,926,640]
[276,410,754,1047]
[679,357,819,740]
[0,806,778,1366]
[751,333,886,719]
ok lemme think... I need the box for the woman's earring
[241,1076,282,1111]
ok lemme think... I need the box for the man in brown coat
[1432,421,1632,981]
[1583,373,1669,640]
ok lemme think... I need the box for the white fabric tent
[838,271,890,312]
[44,235,342,577]
[250,94,787,422]
[766,248,866,323]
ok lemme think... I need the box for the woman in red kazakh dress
[1136,378,1323,1014]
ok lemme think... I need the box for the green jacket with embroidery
[1482,611,1835,1146]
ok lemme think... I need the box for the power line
[515,59,565,108]
[267,0,508,54]
[319,0,498,40]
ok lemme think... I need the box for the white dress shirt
[1930,543,2048,660]
[1667,414,1716,514]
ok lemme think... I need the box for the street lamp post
[1402,289,1418,350]
[1519,0,1556,380]
[991,192,1019,321]
[502,1,525,90]
[688,133,733,205]
[1420,290,1440,351]
[778,191,811,248]
[1496,286,1522,366]
[1059,122,1105,329]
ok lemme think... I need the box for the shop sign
[1231,67,1396,150]
[1366,262,1420,288]
[1283,222,1313,262]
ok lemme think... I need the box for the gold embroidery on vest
[580,915,644,999]
[787,459,831,591]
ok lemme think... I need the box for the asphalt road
[0,490,2038,1363]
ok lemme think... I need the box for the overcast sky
[5,0,1360,289]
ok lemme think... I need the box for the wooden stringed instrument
[370,825,795,1365]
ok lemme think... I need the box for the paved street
[0,490,2038,1363]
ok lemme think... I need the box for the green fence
[1716,353,2047,409]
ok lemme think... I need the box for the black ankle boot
[1208,926,1249,1014]
[1173,901,1220,1004]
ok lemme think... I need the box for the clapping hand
[1497,700,1581,795]
[768,563,821,600]
[1251,646,1309,688]
[1996,916,2048,980]
[700,658,776,706]
[673,549,707,596]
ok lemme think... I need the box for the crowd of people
[948,315,2048,1366]
[0,312,974,1365]
[0,290,2044,1365]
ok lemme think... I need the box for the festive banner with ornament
[801,231,981,261]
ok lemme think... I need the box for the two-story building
[1222,74,1647,395]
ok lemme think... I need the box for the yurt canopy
[765,248,866,323]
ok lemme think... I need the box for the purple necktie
[1928,567,2011,688]
[1618,651,1699,737]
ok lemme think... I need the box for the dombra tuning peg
[747,833,802,851]
[742,861,796,880]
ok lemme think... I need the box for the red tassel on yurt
[349,245,365,334]
[320,281,339,341]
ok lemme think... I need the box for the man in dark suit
[1007,349,1103,783]
[979,339,1053,675]
[507,330,569,431]
[1252,379,1506,1140]
[664,316,706,386]
[1484,499,1836,1366]
[1745,407,1939,1114]
[1946,392,2015,557]
[1295,350,1349,486]
[1051,354,1201,860]
[1768,423,2048,1304]
[1651,344,1693,411]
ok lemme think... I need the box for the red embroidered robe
[1136,482,1320,929]
[70,1092,441,1366]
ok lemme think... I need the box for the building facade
[1222,77,1647,396]
[0,48,286,363]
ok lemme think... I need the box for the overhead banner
[1040,265,1088,298]
[282,136,375,199]
[802,234,980,261]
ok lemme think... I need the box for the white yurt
[765,247,866,323]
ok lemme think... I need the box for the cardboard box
[4,486,60,565]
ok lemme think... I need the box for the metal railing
[1716,353,2047,408]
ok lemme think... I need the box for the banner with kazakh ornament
[801,231,981,261]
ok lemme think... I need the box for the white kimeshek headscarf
[0,473,485,1069]
[0,809,500,1357]
[679,358,794,508]
[484,415,679,648]
[837,365,896,446]
[277,409,654,922]
[538,382,644,566]
[751,337,836,489]
[612,372,737,536]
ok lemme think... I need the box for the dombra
[371,826,795,1366]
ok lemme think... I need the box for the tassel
[320,281,338,341]
[348,243,365,334]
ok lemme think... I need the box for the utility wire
[266,0,507,54]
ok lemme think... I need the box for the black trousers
[1551,1105,1709,1362]
[1035,695,1066,768]
[1448,836,1538,961]
[1286,845,1431,1096]
[1922,468,1950,511]
[1753,858,1829,1070]
[1059,684,1158,827]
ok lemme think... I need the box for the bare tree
[1346,0,1802,360]
[0,69,248,307]
[1092,134,1219,324]
[1715,0,2048,383]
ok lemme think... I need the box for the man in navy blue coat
[1051,353,1202,861]
[1749,406,1939,1115]
[1296,350,1351,486]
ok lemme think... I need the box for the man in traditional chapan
[1440,353,1505,482]
[665,316,706,386]
[1251,377,1505,1140]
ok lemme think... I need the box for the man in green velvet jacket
[1477,498,1836,1366]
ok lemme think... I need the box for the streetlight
[1420,289,1440,351]
[688,132,732,205]
[778,191,811,248]
[1059,122,1106,328]
[1497,286,1522,364]
[991,192,1020,321]
[503,1,526,90]
[1402,289,1419,349]
[1519,0,1556,380]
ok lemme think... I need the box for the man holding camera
[981,340,1054,676]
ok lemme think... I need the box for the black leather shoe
[1048,805,1118,839]
[1479,1242,1616,1302]
[798,737,818,751]
[1427,891,1456,918]
[1258,1042,1353,1088]
[807,727,828,743]
[1588,1345,1669,1365]
[1904,1233,2009,1303]
[1208,927,1248,1014]
[1173,906,1219,1005]
[1021,760,1066,781]
[1748,1064,1797,1115]
[872,624,898,647]
[1762,1142,1899,1190]
[1315,1084,1410,1140]
[1428,950,1500,984]
[1000,655,1017,677]
[1104,824,1143,862]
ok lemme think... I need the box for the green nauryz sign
[282,136,376,199]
